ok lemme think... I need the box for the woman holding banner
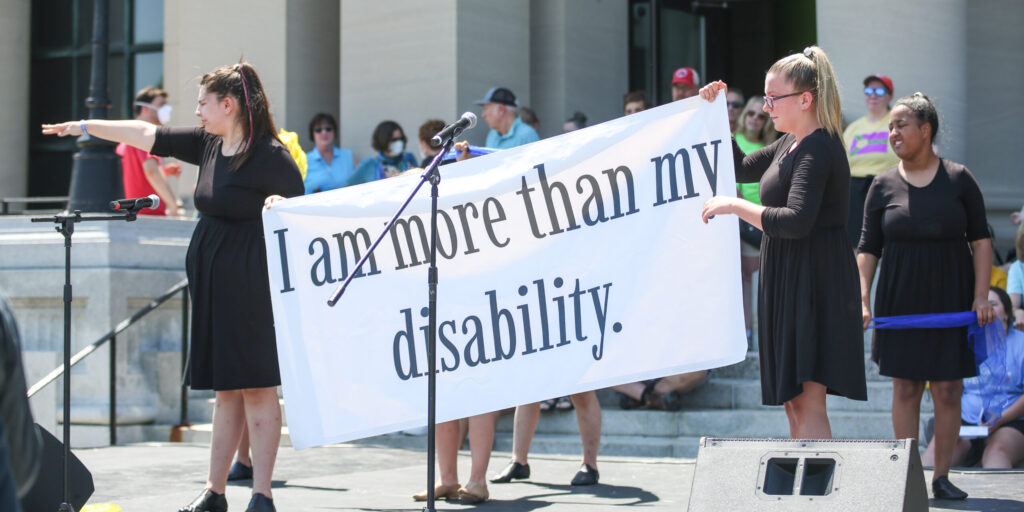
[699,47,867,439]
[42,61,303,512]
[856,92,993,500]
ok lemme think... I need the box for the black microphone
[110,194,160,211]
[431,112,477,146]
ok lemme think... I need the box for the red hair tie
[233,64,254,152]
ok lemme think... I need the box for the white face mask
[387,139,405,156]
[136,102,172,124]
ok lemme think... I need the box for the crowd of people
[30,44,1024,510]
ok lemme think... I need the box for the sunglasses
[746,111,769,120]
[864,87,889,97]
[728,101,745,109]
[314,126,334,133]
[763,90,811,109]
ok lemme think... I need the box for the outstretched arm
[41,120,157,153]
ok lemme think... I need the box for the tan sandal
[413,482,460,501]
[458,481,490,504]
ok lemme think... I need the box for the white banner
[263,95,745,449]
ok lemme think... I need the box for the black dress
[858,159,988,381]
[734,129,867,406]
[151,127,304,390]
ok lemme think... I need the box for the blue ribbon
[870,311,1008,423]
[443,145,497,160]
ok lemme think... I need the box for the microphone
[431,112,477,146]
[110,194,160,211]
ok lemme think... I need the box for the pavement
[75,441,1024,511]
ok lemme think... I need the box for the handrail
[25,278,189,445]
[1,196,69,215]
[27,278,188,396]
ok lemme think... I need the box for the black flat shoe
[178,489,227,512]
[570,463,599,486]
[228,460,254,481]
[932,476,968,500]
[490,460,530,483]
[245,493,276,512]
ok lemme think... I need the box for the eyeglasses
[314,126,334,134]
[763,90,811,109]
[746,111,769,120]
[728,101,745,109]
[864,86,889,97]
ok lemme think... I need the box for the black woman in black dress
[43,61,302,512]
[699,46,867,439]
[857,93,994,501]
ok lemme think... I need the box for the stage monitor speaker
[20,424,94,512]
[687,437,927,511]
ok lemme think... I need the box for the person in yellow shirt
[843,74,900,246]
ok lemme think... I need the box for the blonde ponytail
[768,46,843,137]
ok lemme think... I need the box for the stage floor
[76,442,1023,511]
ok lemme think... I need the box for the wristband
[80,120,89,137]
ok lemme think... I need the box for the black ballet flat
[227,460,254,481]
[570,463,600,486]
[245,492,276,512]
[178,489,227,512]
[490,460,530,483]
[932,475,968,500]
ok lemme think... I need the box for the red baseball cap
[863,75,893,94]
[672,67,699,87]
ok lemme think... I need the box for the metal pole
[109,334,117,446]
[60,218,74,512]
[68,0,122,212]
[423,166,441,512]
[180,287,189,427]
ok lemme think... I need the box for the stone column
[163,0,289,204]
[0,0,30,197]
[340,0,531,156]
[817,0,968,163]
[529,0,629,139]
[966,1,1024,245]
[285,0,341,150]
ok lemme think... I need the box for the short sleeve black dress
[151,127,304,390]
[734,129,867,406]
[858,159,988,380]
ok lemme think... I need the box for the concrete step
[66,424,177,449]
[350,432,707,459]
[499,408,900,440]
[712,351,887,381]
[594,379,932,413]
[187,397,287,426]
[176,422,293,446]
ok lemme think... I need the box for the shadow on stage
[229,479,350,494]
[928,497,1024,511]
[304,482,659,511]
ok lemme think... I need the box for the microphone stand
[328,133,462,512]
[31,206,143,511]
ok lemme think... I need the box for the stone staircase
[158,330,931,459]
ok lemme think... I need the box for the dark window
[29,0,164,199]
[628,0,816,109]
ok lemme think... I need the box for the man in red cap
[671,66,701,101]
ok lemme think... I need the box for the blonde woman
[733,97,778,343]
[699,47,867,438]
